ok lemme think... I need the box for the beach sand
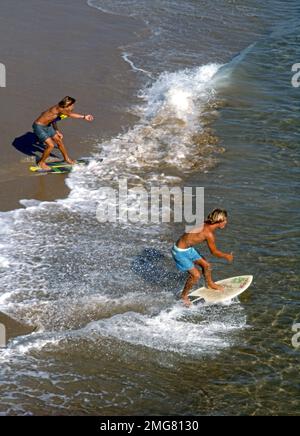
[0,0,142,211]
[0,311,36,346]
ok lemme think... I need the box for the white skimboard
[188,275,253,305]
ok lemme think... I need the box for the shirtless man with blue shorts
[172,208,234,306]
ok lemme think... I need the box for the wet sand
[0,0,142,211]
[0,311,36,346]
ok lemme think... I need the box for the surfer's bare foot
[208,283,224,292]
[65,159,76,165]
[182,297,192,308]
[38,162,51,171]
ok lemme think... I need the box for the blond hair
[58,96,76,108]
[205,208,228,225]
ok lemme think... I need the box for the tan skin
[34,104,94,170]
[176,219,234,307]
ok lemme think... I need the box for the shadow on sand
[12,132,59,161]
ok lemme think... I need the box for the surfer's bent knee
[45,140,55,149]
[190,269,201,281]
[53,134,62,143]
[204,262,212,271]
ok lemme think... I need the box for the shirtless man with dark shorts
[32,96,94,170]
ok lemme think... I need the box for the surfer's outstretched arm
[206,234,233,262]
[67,113,94,121]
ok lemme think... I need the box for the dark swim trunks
[32,123,56,144]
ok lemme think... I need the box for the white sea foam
[0,333,63,362]
[0,256,9,268]
[85,304,246,356]
[87,0,140,17]
[0,292,12,307]
[64,63,222,203]
[140,64,220,124]
[122,52,153,77]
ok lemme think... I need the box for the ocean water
[0,0,299,415]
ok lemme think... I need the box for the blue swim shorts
[32,123,56,144]
[172,244,202,272]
